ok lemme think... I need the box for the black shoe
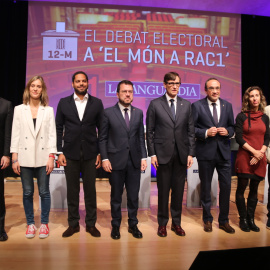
[239,218,250,232]
[86,226,101,237]
[111,226,120,240]
[62,226,80,238]
[247,219,260,232]
[0,232,8,241]
[128,225,143,239]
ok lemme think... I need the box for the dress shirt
[118,102,131,120]
[74,93,88,121]
[165,93,177,114]
[205,98,221,138]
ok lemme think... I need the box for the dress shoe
[111,226,120,240]
[157,226,167,237]
[266,218,270,230]
[204,221,212,232]
[86,226,101,237]
[239,218,250,232]
[0,232,8,241]
[171,223,185,236]
[62,225,80,238]
[219,223,235,234]
[128,225,143,239]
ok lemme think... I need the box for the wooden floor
[1,179,270,270]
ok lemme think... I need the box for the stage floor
[2,179,270,270]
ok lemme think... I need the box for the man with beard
[99,80,147,239]
[56,71,104,238]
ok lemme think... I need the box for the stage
[2,179,270,270]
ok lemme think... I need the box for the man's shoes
[0,232,8,241]
[266,218,270,230]
[111,226,120,240]
[62,225,80,238]
[86,226,101,237]
[128,225,143,239]
[25,224,37,239]
[219,222,235,234]
[157,226,167,237]
[39,224,49,239]
[204,221,212,232]
[171,223,185,236]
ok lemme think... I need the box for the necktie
[212,103,218,126]
[170,99,176,120]
[124,108,130,129]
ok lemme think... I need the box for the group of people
[0,71,270,242]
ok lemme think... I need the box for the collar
[118,102,131,112]
[207,98,220,107]
[165,93,177,103]
[73,92,88,101]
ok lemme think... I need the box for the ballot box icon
[41,22,80,61]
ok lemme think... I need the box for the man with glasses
[146,72,195,237]
[99,80,147,240]
[192,78,235,234]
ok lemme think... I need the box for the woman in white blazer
[10,75,57,239]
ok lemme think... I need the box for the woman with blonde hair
[10,75,57,239]
[235,86,269,232]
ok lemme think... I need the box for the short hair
[23,75,49,106]
[72,71,88,82]
[117,80,133,93]
[241,86,267,113]
[163,72,181,84]
[204,78,221,90]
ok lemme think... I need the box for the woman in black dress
[235,86,269,232]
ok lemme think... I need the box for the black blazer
[99,103,147,170]
[192,97,235,161]
[0,98,13,157]
[56,94,104,160]
[146,95,195,165]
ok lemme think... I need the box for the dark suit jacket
[0,98,13,157]
[192,97,234,161]
[99,103,147,170]
[56,94,104,160]
[146,95,195,165]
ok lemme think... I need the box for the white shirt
[165,93,177,114]
[118,102,131,120]
[205,98,221,138]
[74,93,88,121]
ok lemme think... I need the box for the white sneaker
[25,224,37,239]
[39,224,49,239]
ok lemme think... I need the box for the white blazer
[10,104,57,167]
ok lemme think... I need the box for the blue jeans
[20,166,51,225]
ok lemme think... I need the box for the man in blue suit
[192,78,235,234]
[99,80,147,240]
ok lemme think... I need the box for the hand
[58,154,67,166]
[187,155,193,169]
[102,160,112,173]
[217,127,228,136]
[46,157,54,175]
[12,160,20,175]
[95,155,102,169]
[253,150,264,160]
[207,127,218,137]
[151,156,159,170]
[1,156,10,170]
[141,160,147,171]
[250,156,259,165]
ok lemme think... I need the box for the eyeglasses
[207,87,220,91]
[167,82,181,87]
[120,90,133,94]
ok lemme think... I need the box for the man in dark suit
[99,80,147,240]
[56,71,104,238]
[0,98,13,241]
[192,78,235,234]
[146,72,195,237]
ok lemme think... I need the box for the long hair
[241,86,266,112]
[23,75,49,106]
